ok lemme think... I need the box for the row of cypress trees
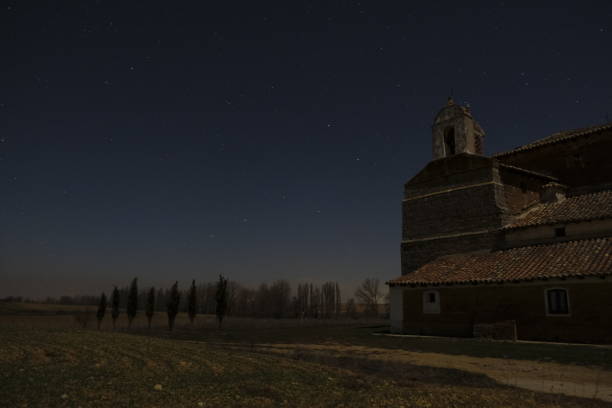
[95,275,228,331]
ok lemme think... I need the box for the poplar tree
[215,275,228,328]
[96,292,107,330]
[127,277,138,328]
[188,279,197,324]
[166,281,180,331]
[111,286,120,329]
[145,287,155,329]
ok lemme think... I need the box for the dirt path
[246,342,612,403]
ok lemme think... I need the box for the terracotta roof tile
[388,237,612,286]
[494,122,612,157]
[504,190,612,229]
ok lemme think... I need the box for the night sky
[3,1,611,298]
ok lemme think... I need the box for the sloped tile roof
[498,163,558,181]
[494,122,612,158]
[504,190,612,230]
[388,237,612,286]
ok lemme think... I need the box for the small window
[555,227,566,237]
[423,290,440,314]
[546,288,570,315]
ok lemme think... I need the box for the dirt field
[1,303,611,407]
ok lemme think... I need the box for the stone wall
[431,102,485,160]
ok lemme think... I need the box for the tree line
[93,277,384,331]
[96,275,229,331]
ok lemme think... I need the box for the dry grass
[3,328,610,408]
[1,303,611,407]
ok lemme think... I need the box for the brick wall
[496,129,612,189]
[404,154,494,198]
[403,184,504,240]
[401,281,612,343]
[401,154,508,274]
[498,167,545,215]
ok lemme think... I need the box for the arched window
[444,127,456,156]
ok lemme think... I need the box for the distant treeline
[1,295,100,305]
[35,277,386,320]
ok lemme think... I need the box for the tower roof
[433,98,474,126]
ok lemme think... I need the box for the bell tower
[432,97,485,160]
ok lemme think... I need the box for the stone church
[388,98,612,343]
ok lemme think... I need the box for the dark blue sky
[2,1,611,298]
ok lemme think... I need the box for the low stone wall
[473,320,517,341]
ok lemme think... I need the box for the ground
[1,303,611,407]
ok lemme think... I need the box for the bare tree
[355,277,381,317]
[311,285,321,318]
[269,280,291,319]
[254,283,270,317]
[321,282,338,319]
[296,283,309,319]
[345,297,358,319]
[234,286,256,317]
[335,282,342,319]
[226,280,240,316]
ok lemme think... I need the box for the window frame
[544,288,571,317]
[422,290,441,314]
